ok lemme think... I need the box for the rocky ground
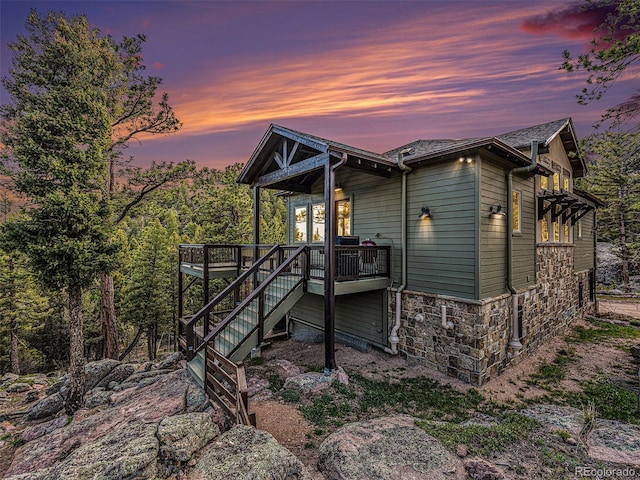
[0,300,639,479]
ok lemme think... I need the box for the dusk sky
[1,0,637,170]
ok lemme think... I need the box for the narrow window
[540,175,548,191]
[553,216,560,242]
[294,206,307,242]
[563,177,569,192]
[577,219,583,239]
[564,222,570,243]
[512,191,521,233]
[311,204,325,242]
[541,203,549,242]
[553,172,560,191]
[336,199,351,236]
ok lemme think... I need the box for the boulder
[157,351,184,370]
[84,358,121,390]
[283,367,348,394]
[38,421,159,480]
[7,369,195,477]
[318,415,466,480]
[95,363,135,389]
[25,393,64,421]
[84,387,112,409]
[1,373,19,386]
[6,383,32,394]
[45,375,69,396]
[158,412,220,462]
[189,425,312,479]
[464,458,505,480]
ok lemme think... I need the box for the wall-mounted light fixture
[334,183,343,193]
[458,157,473,164]
[489,204,506,216]
[419,205,431,219]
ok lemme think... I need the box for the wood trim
[253,153,328,188]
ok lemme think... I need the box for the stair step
[187,351,205,388]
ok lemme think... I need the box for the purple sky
[1,1,636,170]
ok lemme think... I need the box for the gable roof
[496,118,586,177]
[238,124,396,189]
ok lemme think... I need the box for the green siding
[574,212,596,272]
[512,174,536,289]
[286,169,403,283]
[289,290,388,347]
[479,160,507,298]
[407,161,477,299]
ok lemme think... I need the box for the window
[577,219,583,239]
[541,214,549,242]
[512,191,521,234]
[311,204,325,242]
[563,177,569,192]
[295,199,352,242]
[294,207,307,242]
[336,199,351,236]
[540,175,548,190]
[564,222,570,243]
[553,172,560,191]
[553,214,560,242]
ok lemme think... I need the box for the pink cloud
[152,61,164,70]
[521,2,617,41]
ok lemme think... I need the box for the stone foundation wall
[393,245,595,386]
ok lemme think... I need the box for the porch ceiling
[238,124,398,192]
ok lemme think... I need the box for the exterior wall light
[419,205,431,219]
[458,157,473,163]
[489,204,506,216]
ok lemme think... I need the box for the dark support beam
[253,186,260,262]
[323,159,337,373]
[254,153,328,188]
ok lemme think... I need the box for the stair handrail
[195,244,308,354]
[183,244,280,351]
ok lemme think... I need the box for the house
[178,118,601,390]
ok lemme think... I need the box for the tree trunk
[10,322,20,375]
[7,258,19,375]
[100,273,118,359]
[618,185,630,292]
[65,284,86,415]
[118,325,143,361]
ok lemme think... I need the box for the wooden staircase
[179,245,308,424]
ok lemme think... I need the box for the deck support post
[323,153,346,372]
[253,186,261,262]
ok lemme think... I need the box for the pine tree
[0,11,118,412]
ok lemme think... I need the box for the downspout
[385,148,412,355]
[507,141,538,355]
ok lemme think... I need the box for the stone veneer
[391,245,595,386]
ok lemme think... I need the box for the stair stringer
[228,282,304,364]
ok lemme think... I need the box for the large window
[295,199,351,243]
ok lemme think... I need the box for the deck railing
[307,245,390,281]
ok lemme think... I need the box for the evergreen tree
[580,133,640,290]
[0,250,51,374]
[121,219,173,360]
[0,11,118,412]
[562,0,640,126]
